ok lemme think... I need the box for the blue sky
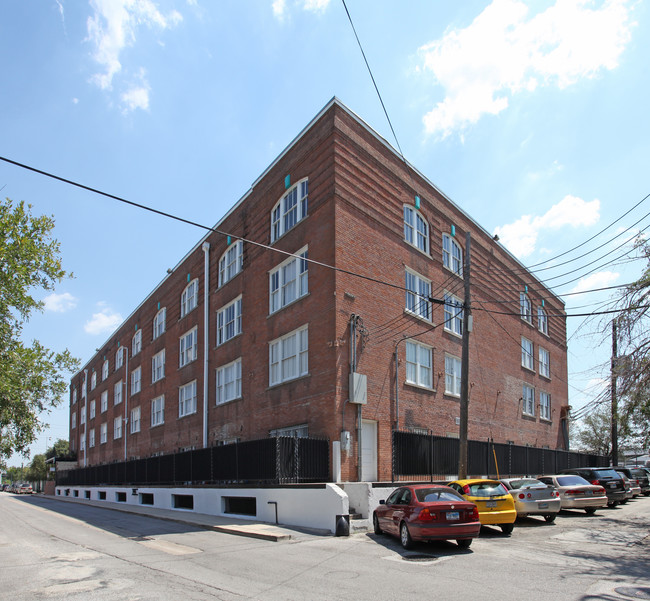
[2,0,648,467]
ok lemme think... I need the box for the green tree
[0,199,79,460]
[27,453,47,481]
[46,438,70,460]
[615,235,650,448]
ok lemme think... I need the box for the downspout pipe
[83,369,88,467]
[123,346,129,461]
[202,241,211,449]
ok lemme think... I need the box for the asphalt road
[1,492,649,601]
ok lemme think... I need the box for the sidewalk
[40,494,330,542]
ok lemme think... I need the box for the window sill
[443,392,461,400]
[267,373,311,391]
[405,382,436,394]
[443,328,462,340]
[539,373,551,381]
[403,308,433,324]
[521,365,536,374]
[521,412,536,421]
[540,417,552,424]
[216,396,242,407]
[404,239,431,258]
[216,331,243,348]
[442,265,463,279]
[268,292,310,318]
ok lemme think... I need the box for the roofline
[73,96,563,379]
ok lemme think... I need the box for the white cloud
[272,0,331,20]
[84,305,123,335]
[569,271,620,295]
[494,195,600,257]
[43,292,78,313]
[121,85,150,112]
[418,0,634,138]
[86,0,182,103]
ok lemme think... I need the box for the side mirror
[379,499,386,505]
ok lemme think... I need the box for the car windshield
[508,478,543,489]
[557,475,590,486]
[468,482,508,497]
[415,488,463,503]
[593,469,621,479]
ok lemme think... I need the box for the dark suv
[559,467,627,506]
[613,467,650,496]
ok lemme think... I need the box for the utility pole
[611,319,618,467]
[459,232,471,479]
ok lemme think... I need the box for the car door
[379,488,404,535]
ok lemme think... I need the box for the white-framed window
[114,416,122,439]
[131,366,141,395]
[81,407,86,425]
[538,306,548,335]
[540,391,551,421]
[89,399,96,420]
[89,429,95,448]
[72,388,77,404]
[404,206,429,254]
[405,341,433,389]
[523,384,535,416]
[181,278,199,317]
[152,349,165,383]
[219,240,243,287]
[151,395,165,427]
[132,329,142,356]
[80,437,85,452]
[405,268,432,321]
[445,354,462,397]
[130,406,141,434]
[102,360,109,381]
[217,296,242,346]
[521,337,534,371]
[115,347,125,370]
[71,413,76,429]
[180,327,198,367]
[270,424,309,438]
[100,390,108,413]
[271,179,308,243]
[179,380,197,418]
[520,293,532,323]
[444,292,463,336]
[539,347,550,378]
[216,358,242,405]
[153,307,166,339]
[269,247,308,314]
[442,234,462,276]
[100,422,107,444]
[269,325,309,386]
[90,371,97,390]
[114,380,122,405]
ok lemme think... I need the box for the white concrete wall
[55,484,349,534]
[343,483,398,519]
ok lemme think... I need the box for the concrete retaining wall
[55,484,349,534]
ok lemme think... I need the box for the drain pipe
[83,369,88,467]
[202,241,211,449]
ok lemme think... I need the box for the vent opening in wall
[140,493,154,506]
[98,491,106,500]
[116,491,127,503]
[172,494,194,510]
[84,490,91,499]
[223,496,256,516]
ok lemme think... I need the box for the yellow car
[446,479,517,534]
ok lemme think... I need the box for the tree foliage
[0,199,79,460]
[615,235,650,448]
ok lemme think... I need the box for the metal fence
[392,430,609,481]
[56,436,329,487]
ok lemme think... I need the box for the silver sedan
[500,477,561,522]
[537,474,608,514]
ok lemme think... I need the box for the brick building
[69,98,569,482]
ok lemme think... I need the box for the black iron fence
[56,436,329,487]
[392,430,608,481]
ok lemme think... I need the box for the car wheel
[373,513,383,535]
[620,499,628,504]
[584,507,597,515]
[400,522,414,550]
[457,539,472,549]
[544,514,556,523]
[500,523,514,535]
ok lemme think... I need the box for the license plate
[584,491,592,495]
[538,502,548,509]
[608,483,616,488]
[446,512,460,521]
[486,500,497,508]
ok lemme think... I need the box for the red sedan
[373,485,481,549]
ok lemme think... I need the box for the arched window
[442,234,462,275]
[537,306,548,335]
[219,240,243,287]
[271,179,308,243]
[520,293,532,323]
[404,206,429,254]
[181,279,199,317]
[153,307,166,339]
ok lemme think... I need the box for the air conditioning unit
[349,372,367,404]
